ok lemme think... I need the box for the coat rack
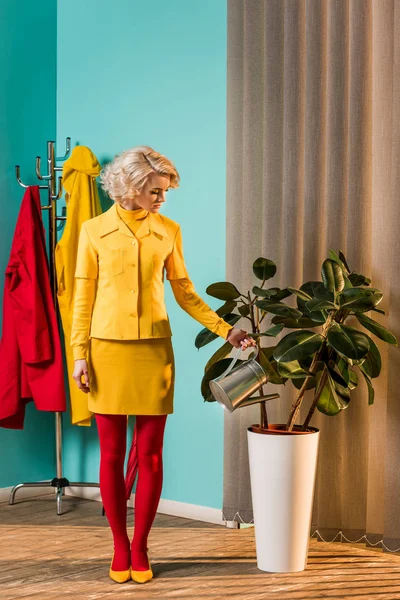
[10,138,100,515]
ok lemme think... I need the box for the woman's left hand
[226,327,257,350]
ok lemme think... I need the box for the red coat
[0,186,66,428]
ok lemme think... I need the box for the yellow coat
[55,146,102,426]
[71,203,232,362]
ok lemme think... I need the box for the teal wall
[57,1,227,508]
[0,1,57,487]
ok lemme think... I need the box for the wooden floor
[1,495,400,599]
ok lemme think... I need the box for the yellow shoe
[109,551,131,584]
[131,553,153,584]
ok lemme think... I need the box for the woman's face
[123,172,171,213]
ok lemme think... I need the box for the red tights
[95,413,167,571]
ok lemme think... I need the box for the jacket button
[131,240,135,245]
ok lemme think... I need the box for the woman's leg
[95,413,130,571]
[131,414,168,570]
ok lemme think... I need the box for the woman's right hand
[72,359,90,393]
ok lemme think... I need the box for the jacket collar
[99,203,168,240]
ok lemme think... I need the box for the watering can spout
[238,393,280,409]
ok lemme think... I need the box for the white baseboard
[64,486,227,526]
[0,481,53,504]
[153,497,225,526]
[65,485,102,503]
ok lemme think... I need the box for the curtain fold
[224,0,400,552]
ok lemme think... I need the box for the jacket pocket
[110,250,125,276]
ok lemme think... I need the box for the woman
[71,146,255,584]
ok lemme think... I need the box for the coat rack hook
[36,157,51,181]
[15,165,29,189]
[56,137,71,162]
[52,177,63,200]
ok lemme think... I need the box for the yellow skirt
[87,337,175,415]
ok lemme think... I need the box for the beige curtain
[224,0,400,551]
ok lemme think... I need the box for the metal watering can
[209,346,280,412]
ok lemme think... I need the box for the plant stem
[248,292,257,332]
[255,306,268,429]
[247,298,269,430]
[301,368,328,430]
[285,350,323,431]
[260,400,268,429]
[302,347,336,430]
[285,313,334,431]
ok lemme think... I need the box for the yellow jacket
[55,146,102,426]
[71,202,232,361]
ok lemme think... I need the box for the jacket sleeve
[6,253,52,364]
[165,226,233,340]
[70,224,98,361]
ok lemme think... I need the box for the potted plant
[195,251,397,573]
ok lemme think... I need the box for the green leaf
[372,307,386,315]
[255,301,303,319]
[349,273,371,287]
[216,300,237,317]
[327,365,348,388]
[277,360,313,379]
[338,287,383,312]
[292,360,324,390]
[358,367,375,405]
[342,274,354,289]
[252,286,270,297]
[333,380,351,405]
[259,348,285,385]
[322,259,345,294]
[238,304,250,317]
[286,287,313,301]
[337,357,350,384]
[297,281,334,323]
[253,324,285,338]
[261,323,285,337]
[348,369,359,390]
[337,358,359,390]
[206,282,241,301]
[356,313,398,345]
[361,335,382,378]
[271,315,322,329]
[299,281,335,303]
[346,357,367,367]
[201,358,246,402]
[305,299,338,312]
[252,286,281,298]
[327,250,352,277]
[327,323,370,360]
[317,368,350,416]
[204,341,233,372]
[338,251,351,274]
[273,330,324,363]
[195,313,241,349]
[252,258,277,281]
[317,369,350,417]
[269,288,292,301]
[328,250,350,275]
[336,361,357,391]
[292,375,317,390]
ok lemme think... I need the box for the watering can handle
[217,344,259,381]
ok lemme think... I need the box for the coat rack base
[9,479,100,516]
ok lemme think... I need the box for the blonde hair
[100,146,180,202]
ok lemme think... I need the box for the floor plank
[1,495,400,600]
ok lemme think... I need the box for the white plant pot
[247,424,320,573]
